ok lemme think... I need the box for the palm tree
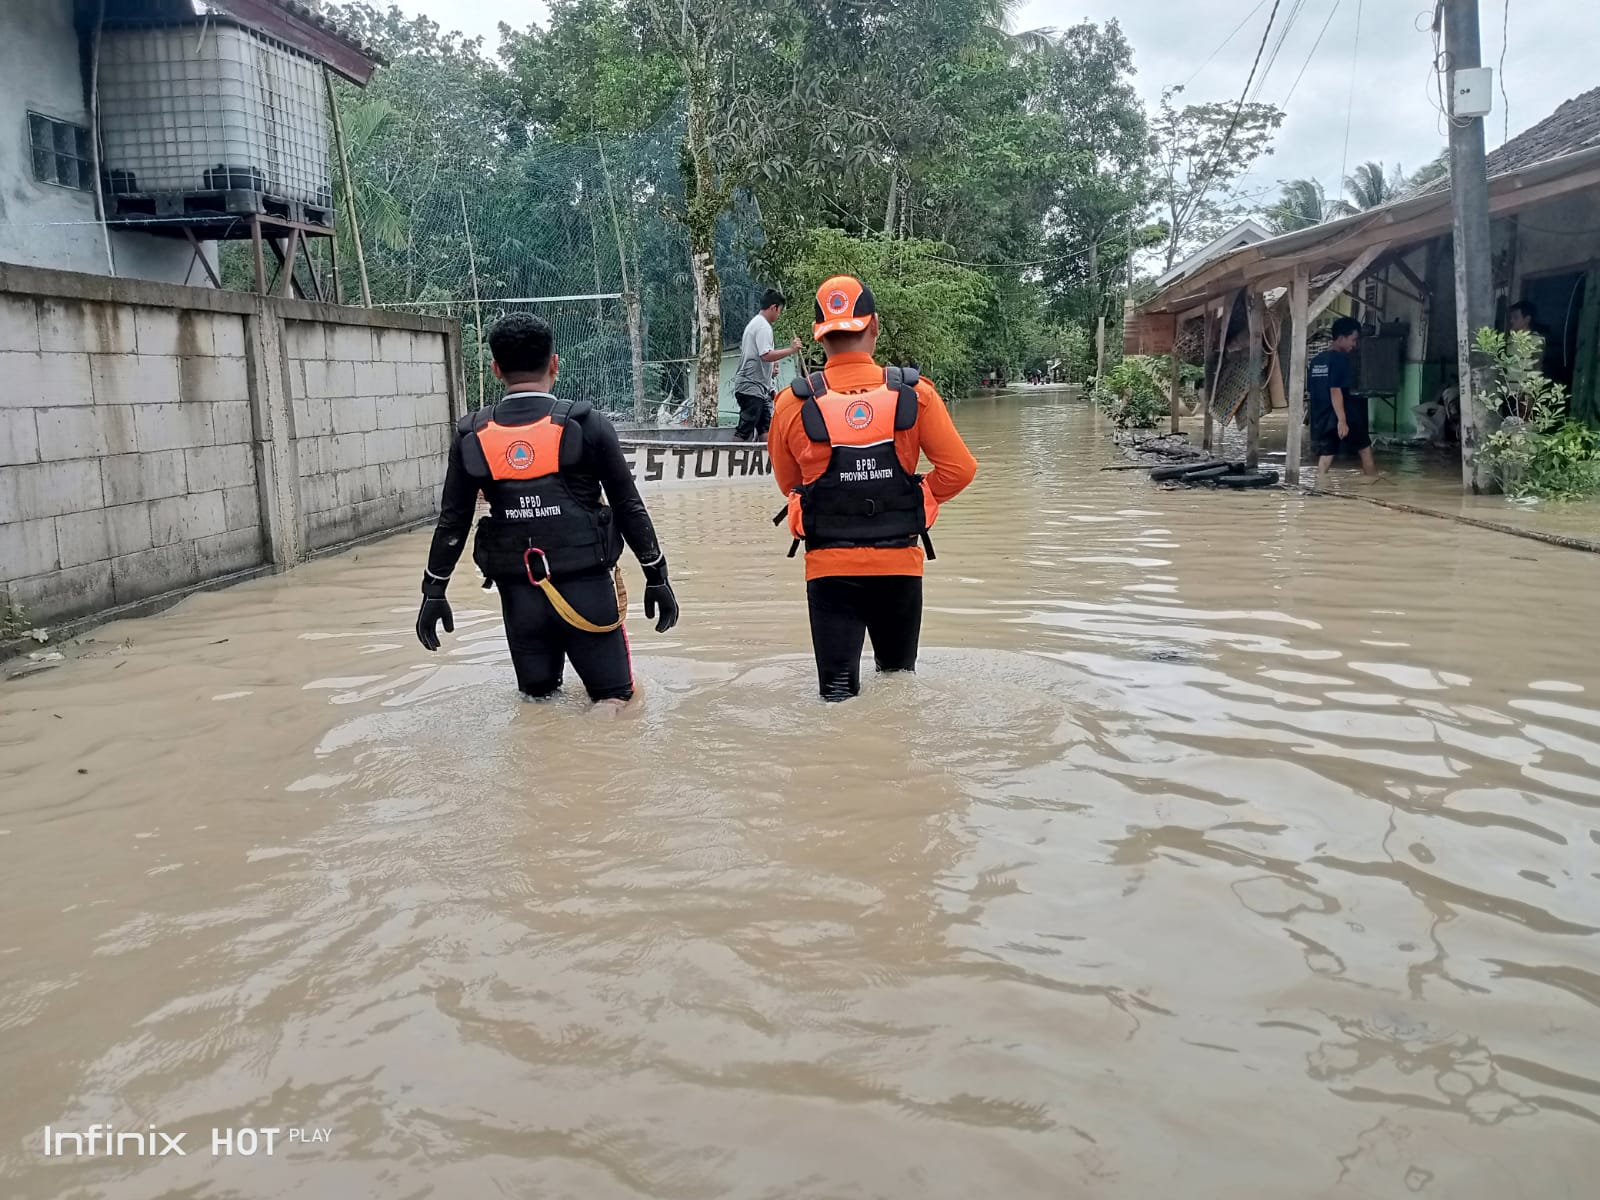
[1407,150,1450,191]
[1334,161,1406,214]
[1265,178,1331,233]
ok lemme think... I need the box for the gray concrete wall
[0,263,460,629]
[1,0,211,284]
[286,320,452,552]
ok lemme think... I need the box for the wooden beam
[1286,265,1309,486]
[1245,290,1264,470]
[1308,243,1390,323]
[1390,252,1430,298]
[1138,160,1600,315]
[1168,342,1182,435]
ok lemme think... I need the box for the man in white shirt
[732,289,803,441]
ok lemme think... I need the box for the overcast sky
[392,0,1595,203]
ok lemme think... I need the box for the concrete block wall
[0,293,262,620]
[285,320,452,552]
[0,264,460,629]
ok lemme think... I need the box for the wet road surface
[2,394,1599,1198]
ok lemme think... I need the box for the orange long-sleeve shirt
[768,352,978,580]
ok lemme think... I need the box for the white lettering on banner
[621,442,772,488]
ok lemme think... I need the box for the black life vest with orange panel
[460,396,620,580]
[778,366,938,557]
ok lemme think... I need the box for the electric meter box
[97,21,333,210]
[1452,67,1494,119]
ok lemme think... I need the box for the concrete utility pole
[1443,0,1496,491]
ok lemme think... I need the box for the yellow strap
[536,575,623,634]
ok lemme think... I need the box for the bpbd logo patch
[506,441,534,471]
[826,289,851,315]
[845,401,874,431]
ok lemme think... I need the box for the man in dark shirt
[414,313,679,705]
[1308,316,1378,480]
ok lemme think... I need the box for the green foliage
[1151,86,1284,271]
[1475,328,1600,501]
[1265,178,1330,234]
[1092,357,1168,428]
[0,600,26,641]
[774,229,991,391]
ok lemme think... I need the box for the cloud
[1020,0,1595,201]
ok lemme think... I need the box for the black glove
[415,574,454,651]
[641,555,679,634]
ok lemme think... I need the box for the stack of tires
[1148,460,1279,489]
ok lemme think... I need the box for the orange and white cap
[813,275,877,340]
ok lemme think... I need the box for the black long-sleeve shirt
[425,392,662,582]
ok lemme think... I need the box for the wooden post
[1168,344,1182,435]
[1286,265,1310,486]
[1245,290,1264,470]
[458,192,486,410]
[325,66,372,307]
[1201,305,1215,452]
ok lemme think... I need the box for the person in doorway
[769,276,978,701]
[734,289,804,442]
[1309,316,1379,482]
[1507,300,1560,385]
[415,313,679,705]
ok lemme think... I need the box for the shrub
[1475,328,1600,501]
[1092,357,1169,428]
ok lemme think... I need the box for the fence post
[626,291,648,421]
[243,300,301,569]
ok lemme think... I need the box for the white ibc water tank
[97,21,332,209]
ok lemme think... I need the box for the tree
[1265,178,1331,233]
[1336,161,1406,213]
[1150,86,1283,270]
[1408,150,1451,191]
[1034,20,1150,327]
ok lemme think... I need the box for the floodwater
[4,394,1600,1199]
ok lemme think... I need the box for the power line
[1181,0,1271,89]
[1251,0,1311,103]
[1283,0,1342,108]
[1187,0,1286,209]
[1498,0,1511,144]
[1337,0,1363,195]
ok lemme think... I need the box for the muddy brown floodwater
[3,394,1600,1199]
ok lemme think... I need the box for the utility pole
[1443,0,1495,491]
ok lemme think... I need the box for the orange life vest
[777,366,938,558]
[460,396,619,579]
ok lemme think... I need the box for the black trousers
[496,573,633,702]
[806,575,922,701]
[733,391,772,441]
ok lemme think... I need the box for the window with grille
[28,112,93,191]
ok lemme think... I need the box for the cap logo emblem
[826,290,851,314]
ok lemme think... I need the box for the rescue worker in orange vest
[769,276,978,701]
[415,312,679,704]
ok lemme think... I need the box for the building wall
[285,320,451,552]
[0,263,461,629]
[0,0,210,284]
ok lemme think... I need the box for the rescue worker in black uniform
[415,313,679,704]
